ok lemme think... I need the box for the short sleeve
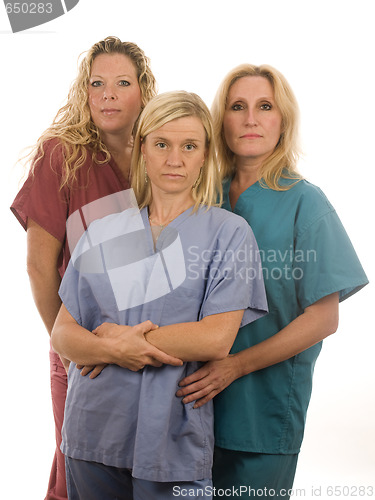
[295,210,368,309]
[10,139,69,243]
[200,218,268,327]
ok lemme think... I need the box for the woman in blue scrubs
[176,65,368,498]
[51,91,268,499]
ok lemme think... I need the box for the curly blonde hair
[211,64,302,191]
[29,36,157,188]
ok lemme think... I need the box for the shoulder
[197,205,251,231]
[193,206,255,247]
[35,139,99,190]
[287,180,338,237]
[31,138,66,178]
[281,179,334,217]
[291,179,332,207]
[38,137,64,161]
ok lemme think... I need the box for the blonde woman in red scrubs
[11,36,159,500]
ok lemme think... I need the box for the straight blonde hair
[131,91,222,210]
[211,64,302,191]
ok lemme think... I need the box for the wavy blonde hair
[211,64,302,191]
[29,36,157,188]
[131,91,222,211]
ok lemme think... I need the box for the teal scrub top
[214,178,368,454]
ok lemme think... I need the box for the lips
[241,133,262,139]
[163,173,184,179]
[101,108,121,115]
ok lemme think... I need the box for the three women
[12,43,368,499]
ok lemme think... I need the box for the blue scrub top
[59,204,268,482]
[214,178,368,455]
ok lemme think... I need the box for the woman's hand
[176,355,241,408]
[75,323,126,379]
[80,321,183,376]
[76,323,131,378]
[76,363,108,379]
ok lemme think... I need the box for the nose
[166,148,183,167]
[245,107,258,126]
[103,85,117,101]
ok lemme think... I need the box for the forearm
[52,307,183,371]
[51,314,113,366]
[146,310,244,361]
[28,265,62,335]
[234,293,339,377]
[26,218,63,335]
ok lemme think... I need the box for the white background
[1,1,374,498]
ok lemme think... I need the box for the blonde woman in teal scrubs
[177,64,368,499]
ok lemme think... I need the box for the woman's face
[88,53,142,139]
[141,116,206,199]
[223,76,282,165]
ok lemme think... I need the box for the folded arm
[145,309,244,361]
[51,305,183,372]
[51,305,244,373]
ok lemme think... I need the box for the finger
[193,392,217,409]
[179,385,214,404]
[89,364,108,379]
[80,366,94,377]
[92,322,107,334]
[178,367,210,387]
[150,348,183,367]
[176,380,207,397]
[138,320,159,333]
[147,358,163,368]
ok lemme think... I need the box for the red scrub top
[11,138,130,276]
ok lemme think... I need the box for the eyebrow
[229,95,275,101]
[89,74,133,79]
[152,136,204,143]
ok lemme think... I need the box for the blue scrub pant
[213,447,299,499]
[65,457,212,499]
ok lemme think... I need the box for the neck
[148,192,194,226]
[232,157,262,189]
[101,130,133,178]
[229,158,262,210]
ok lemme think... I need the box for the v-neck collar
[223,178,263,212]
[96,148,130,189]
[108,156,130,189]
[142,205,194,253]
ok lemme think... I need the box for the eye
[156,142,167,149]
[119,80,130,87]
[184,144,196,151]
[231,103,244,111]
[90,80,103,87]
[260,102,272,111]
